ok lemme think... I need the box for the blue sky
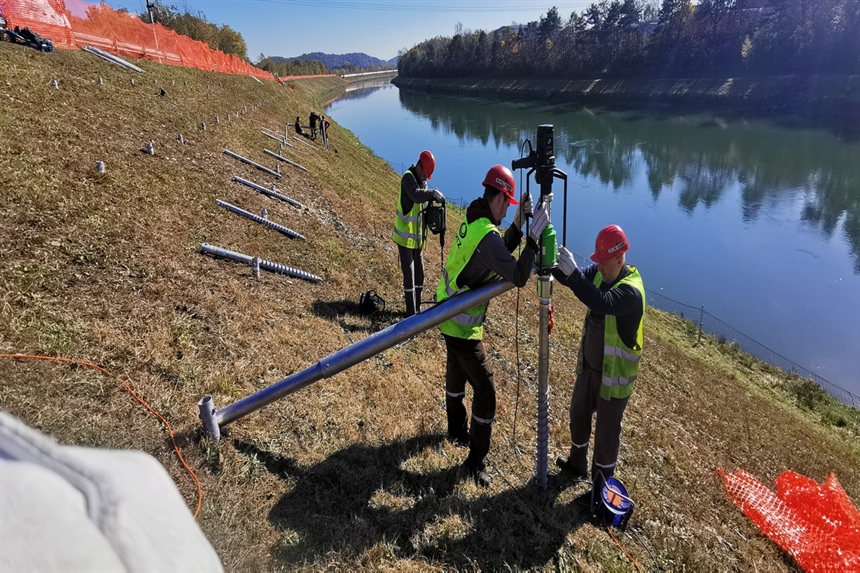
[102,0,594,62]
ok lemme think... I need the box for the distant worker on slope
[553,225,645,505]
[436,165,548,487]
[392,150,443,317]
[294,116,304,136]
[309,111,319,139]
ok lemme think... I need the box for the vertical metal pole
[512,124,563,490]
[698,305,704,344]
[198,396,220,441]
[535,273,552,489]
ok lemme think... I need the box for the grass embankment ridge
[1,45,857,571]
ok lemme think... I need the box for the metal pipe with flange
[198,278,518,440]
[200,243,321,282]
[263,149,309,172]
[82,46,146,73]
[216,199,305,240]
[535,273,552,489]
[233,176,303,208]
[292,136,317,150]
[223,149,281,179]
[261,130,295,148]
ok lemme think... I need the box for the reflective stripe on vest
[582,266,645,400]
[392,169,426,249]
[439,268,487,327]
[437,217,498,339]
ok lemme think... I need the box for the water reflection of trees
[399,91,860,272]
[337,82,396,102]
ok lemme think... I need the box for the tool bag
[359,290,386,316]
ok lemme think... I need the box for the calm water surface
[325,82,860,398]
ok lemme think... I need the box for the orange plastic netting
[0,0,273,80]
[719,469,860,572]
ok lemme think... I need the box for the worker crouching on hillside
[437,165,549,487]
[553,225,645,502]
[393,150,444,317]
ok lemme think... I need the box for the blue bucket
[597,477,634,528]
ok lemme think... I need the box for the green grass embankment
[1,44,858,571]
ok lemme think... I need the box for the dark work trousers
[397,244,424,317]
[443,334,496,469]
[568,364,630,491]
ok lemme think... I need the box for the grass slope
[1,44,858,571]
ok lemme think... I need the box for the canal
[325,81,860,401]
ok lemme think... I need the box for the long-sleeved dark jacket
[456,198,537,291]
[399,164,437,216]
[554,263,643,370]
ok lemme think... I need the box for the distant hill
[271,52,397,69]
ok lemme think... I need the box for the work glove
[513,192,533,228]
[529,200,550,244]
[432,189,445,202]
[556,246,578,277]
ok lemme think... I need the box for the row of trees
[256,55,395,77]
[398,0,860,79]
[256,57,329,77]
[140,2,248,61]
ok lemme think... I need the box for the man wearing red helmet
[436,164,550,487]
[552,225,645,505]
[393,150,444,317]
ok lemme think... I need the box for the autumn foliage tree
[140,2,248,61]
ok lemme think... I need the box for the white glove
[529,200,550,243]
[514,192,533,227]
[432,189,445,202]
[557,246,578,277]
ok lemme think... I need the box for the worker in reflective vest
[552,225,645,500]
[436,164,549,488]
[393,150,444,317]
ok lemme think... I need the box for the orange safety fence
[0,0,274,81]
[718,469,860,572]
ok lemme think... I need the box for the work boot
[415,285,423,312]
[462,458,492,488]
[556,456,588,479]
[445,395,468,445]
[468,420,492,465]
[447,430,470,448]
[404,290,416,317]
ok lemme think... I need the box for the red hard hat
[482,164,518,205]
[591,224,629,263]
[419,150,435,180]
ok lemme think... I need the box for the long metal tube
[216,199,305,240]
[200,278,517,438]
[261,130,295,148]
[200,243,322,282]
[292,136,318,150]
[223,149,281,179]
[233,176,303,208]
[262,125,294,143]
[263,149,309,172]
[82,45,146,73]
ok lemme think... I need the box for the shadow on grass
[311,298,403,334]
[237,435,590,569]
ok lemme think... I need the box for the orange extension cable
[607,527,644,573]
[0,353,203,518]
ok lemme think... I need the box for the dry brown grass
[1,44,858,571]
